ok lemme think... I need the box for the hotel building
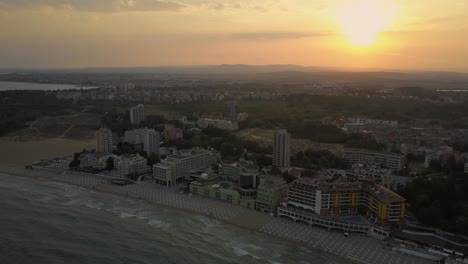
[285,178,405,227]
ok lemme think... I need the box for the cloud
[0,0,186,12]
[209,2,241,11]
[410,15,468,26]
[231,31,334,40]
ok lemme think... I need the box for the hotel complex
[284,178,405,227]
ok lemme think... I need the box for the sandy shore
[0,138,95,166]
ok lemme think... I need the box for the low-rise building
[343,148,405,172]
[79,153,117,170]
[347,117,398,128]
[255,174,288,213]
[190,181,240,205]
[115,154,150,177]
[153,148,218,186]
[197,118,238,131]
[163,125,183,141]
[424,146,453,168]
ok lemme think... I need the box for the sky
[0,0,467,72]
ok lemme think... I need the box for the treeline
[292,149,349,170]
[160,126,270,164]
[0,91,78,136]
[400,157,468,235]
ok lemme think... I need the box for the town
[17,96,468,264]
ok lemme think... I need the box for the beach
[0,138,95,166]
[0,166,434,264]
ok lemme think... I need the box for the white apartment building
[130,104,145,125]
[79,153,117,170]
[197,118,238,131]
[96,128,113,154]
[123,128,160,156]
[153,148,218,186]
[273,129,291,170]
[347,117,399,128]
[115,154,149,177]
[343,148,405,172]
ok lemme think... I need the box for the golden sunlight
[337,0,399,46]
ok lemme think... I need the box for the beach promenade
[0,167,436,264]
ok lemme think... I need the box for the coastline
[0,166,435,264]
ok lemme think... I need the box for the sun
[337,1,398,46]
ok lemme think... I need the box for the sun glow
[337,1,399,46]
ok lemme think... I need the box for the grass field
[236,128,343,155]
[5,112,102,141]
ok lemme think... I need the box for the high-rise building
[96,128,113,154]
[130,104,145,125]
[224,100,239,121]
[123,128,160,156]
[273,129,291,170]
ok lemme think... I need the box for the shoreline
[0,166,435,264]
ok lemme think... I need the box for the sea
[0,81,96,91]
[0,173,346,264]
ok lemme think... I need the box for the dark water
[0,173,346,264]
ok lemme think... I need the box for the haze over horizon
[1,0,468,72]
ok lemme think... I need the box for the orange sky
[0,0,467,71]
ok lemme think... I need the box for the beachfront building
[115,154,150,177]
[224,100,239,121]
[130,104,145,125]
[153,148,218,186]
[163,125,183,141]
[96,128,113,154]
[284,178,406,227]
[343,148,405,172]
[197,118,238,131]
[219,162,241,182]
[79,153,117,170]
[273,129,291,171]
[190,180,241,205]
[123,128,160,156]
[255,174,288,213]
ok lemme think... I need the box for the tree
[106,157,115,170]
[69,152,81,168]
[147,153,160,167]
